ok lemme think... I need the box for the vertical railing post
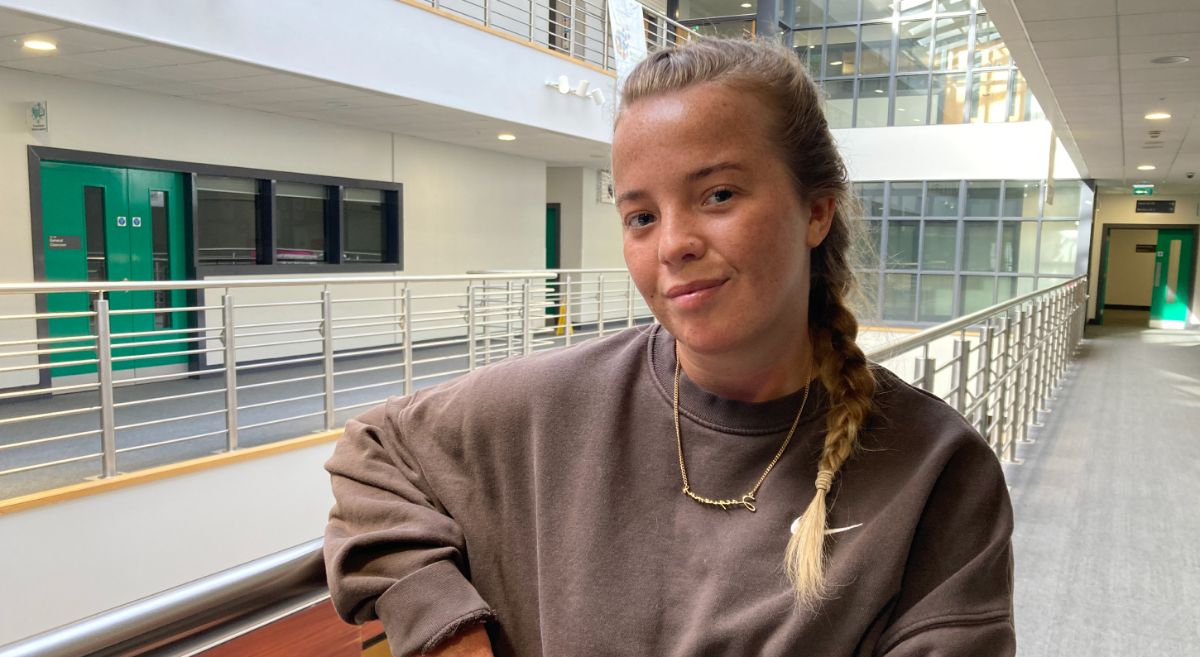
[626,277,635,328]
[953,337,971,415]
[403,287,414,396]
[1013,309,1031,444]
[95,296,117,477]
[916,345,936,393]
[978,323,995,451]
[1037,298,1050,409]
[564,274,574,347]
[597,274,606,337]
[222,293,239,451]
[997,316,1015,462]
[322,289,336,431]
[468,284,478,371]
[523,281,533,355]
[506,281,516,358]
[483,0,491,29]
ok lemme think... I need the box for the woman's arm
[324,400,495,657]
[875,435,1016,656]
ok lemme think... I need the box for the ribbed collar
[646,324,828,436]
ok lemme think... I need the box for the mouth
[665,279,727,300]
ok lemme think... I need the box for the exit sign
[1132,185,1154,196]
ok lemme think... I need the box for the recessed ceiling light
[1145,112,1171,120]
[497,133,516,141]
[1150,55,1189,64]
[22,39,56,51]
[874,88,884,93]
[1137,164,1157,171]
[740,2,752,7]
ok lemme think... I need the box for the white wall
[1104,228,1157,308]
[1091,194,1200,324]
[580,167,623,268]
[836,120,1081,182]
[547,167,584,269]
[0,442,337,645]
[0,0,613,143]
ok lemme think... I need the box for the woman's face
[613,82,834,360]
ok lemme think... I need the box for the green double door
[1150,228,1195,329]
[41,162,189,376]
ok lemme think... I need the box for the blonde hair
[618,38,877,607]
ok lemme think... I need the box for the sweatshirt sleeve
[875,434,1016,657]
[323,398,494,657]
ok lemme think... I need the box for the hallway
[1008,310,1200,655]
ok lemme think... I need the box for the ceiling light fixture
[1145,112,1171,120]
[22,39,56,51]
[498,133,516,141]
[1137,164,1157,171]
[1150,55,1189,65]
[741,2,752,7]
[829,60,843,66]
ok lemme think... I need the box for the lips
[665,279,726,299]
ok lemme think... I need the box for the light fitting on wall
[546,75,606,105]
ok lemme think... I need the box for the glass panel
[276,182,328,264]
[974,14,1010,67]
[919,274,954,321]
[197,176,258,266]
[675,0,756,20]
[997,276,1034,302]
[1003,181,1040,217]
[931,73,967,124]
[1000,220,1038,273]
[824,79,855,128]
[1009,71,1037,122]
[963,220,998,271]
[862,0,893,20]
[925,181,959,216]
[344,188,386,263]
[936,0,971,12]
[827,0,859,24]
[858,219,882,269]
[897,20,932,72]
[795,0,825,26]
[826,26,858,76]
[1044,181,1082,217]
[893,74,929,125]
[1039,221,1078,275]
[889,182,924,216]
[690,19,755,38]
[884,273,917,321]
[795,29,824,79]
[921,220,957,269]
[932,16,970,70]
[84,186,107,282]
[859,182,886,216]
[901,0,933,16]
[1038,277,1066,290]
[965,181,1001,216]
[887,219,920,268]
[970,69,1010,123]
[857,77,890,127]
[859,23,893,76]
[960,275,995,314]
[150,190,172,329]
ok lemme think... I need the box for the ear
[806,197,836,248]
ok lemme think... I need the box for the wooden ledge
[0,430,343,516]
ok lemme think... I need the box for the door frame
[1097,223,1199,328]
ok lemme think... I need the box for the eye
[704,188,735,205]
[624,212,656,229]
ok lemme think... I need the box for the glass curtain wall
[854,179,1086,324]
[792,0,1043,128]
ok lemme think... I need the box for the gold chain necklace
[673,349,810,512]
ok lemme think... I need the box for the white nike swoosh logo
[790,519,864,535]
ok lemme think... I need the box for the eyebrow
[615,161,745,206]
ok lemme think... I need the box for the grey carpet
[1006,310,1200,655]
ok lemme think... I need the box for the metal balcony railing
[0,275,1088,656]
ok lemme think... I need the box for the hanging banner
[608,0,648,84]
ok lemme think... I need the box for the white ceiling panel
[1118,11,1200,36]
[1013,0,1115,22]
[1049,81,1122,97]
[1119,32,1200,54]
[60,45,213,69]
[2,55,109,76]
[0,13,62,38]
[1033,38,1119,60]
[1040,55,1119,74]
[201,73,327,92]
[136,60,270,82]
[1023,16,1117,42]
[1116,0,1200,15]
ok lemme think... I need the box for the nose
[657,207,705,267]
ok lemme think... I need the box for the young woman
[324,39,1015,657]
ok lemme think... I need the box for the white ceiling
[988,0,1200,195]
[0,7,611,167]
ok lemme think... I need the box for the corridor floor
[1007,310,1200,655]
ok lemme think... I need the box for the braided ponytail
[619,38,877,606]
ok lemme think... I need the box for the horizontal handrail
[0,540,326,657]
[0,272,545,295]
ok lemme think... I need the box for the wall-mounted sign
[1132,184,1154,196]
[1136,199,1175,214]
[48,235,80,249]
[1136,244,1156,253]
[29,101,48,131]
[597,169,615,204]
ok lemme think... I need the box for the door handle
[1154,263,1161,287]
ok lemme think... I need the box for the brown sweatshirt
[324,325,1015,657]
